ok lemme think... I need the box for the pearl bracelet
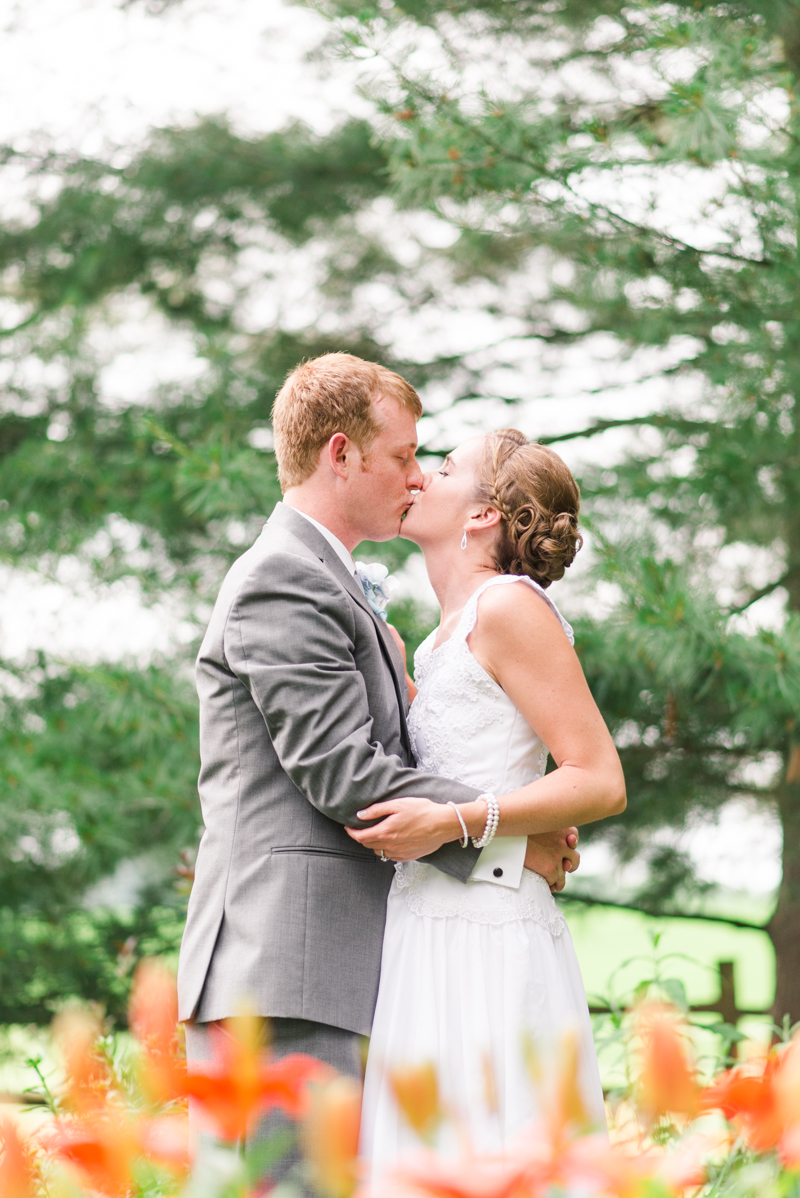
[472,793,499,849]
[447,801,470,848]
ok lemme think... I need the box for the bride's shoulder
[473,577,573,645]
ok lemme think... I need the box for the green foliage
[0,111,424,1022]
[6,0,800,1019]
[0,117,398,588]
[0,656,196,1021]
[306,0,800,1009]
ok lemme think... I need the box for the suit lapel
[268,504,413,745]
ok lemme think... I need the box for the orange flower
[388,1125,708,1198]
[388,1063,443,1142]
[183,1015,329,1141]
[301,1075,362,1198]
[775,1037,800,1164]
[701,1054,783,1151]
[0,1120,37,1198]
[53,1006,118,1115]
[46,1109,191,1193]
[635,1003,698,1120]
[129,959,187,1106]
[550,1031,591,1139]
[47,1110,141,1197]
[139,1114,192,1173]
[391,1154,531,1198]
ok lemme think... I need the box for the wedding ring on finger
[380,850,389,862]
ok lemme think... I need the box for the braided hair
[476,430,582,587]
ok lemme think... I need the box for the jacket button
[493,867,503,878]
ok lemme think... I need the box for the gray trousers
[185,1017,363,1188]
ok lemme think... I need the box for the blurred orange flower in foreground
[389,1063,443,1143]
[548,1031,592,1140]
[387,1128,709,1198]
[302,1074,362,1198]
[53,1006,118,1116]
[701,1056,782,1151]
[699,1037,800,1158]
[635,1003,699,1121]
[132,963,329,1142]
[47,1110,142,1197]
[129,959,187,1106]
[18,965,800,1198]
[183,1012,329,1141]
[0,1120,37,1198]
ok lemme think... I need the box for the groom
[177,352,579,1082]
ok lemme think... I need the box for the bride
[347,428,626,1169]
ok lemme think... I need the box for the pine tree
[0,115,412,1019]
[307,0,800,1019]
[7,0,800,1024]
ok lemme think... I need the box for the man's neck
[283,490,359,552]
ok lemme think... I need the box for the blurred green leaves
[0,655,198,1021]
[5,0,800,1018]
[302,0,800,1011]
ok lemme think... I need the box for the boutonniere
[355,561,395,622]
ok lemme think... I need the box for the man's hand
[525,828,580,893]
[346,798,456,860]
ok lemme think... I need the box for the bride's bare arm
[347,584,623,861]
[456,582,625,836]
[348,583,624,857]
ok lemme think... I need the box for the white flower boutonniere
[355,561,395,622]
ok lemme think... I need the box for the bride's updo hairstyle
[475,429,582,588]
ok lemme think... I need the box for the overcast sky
[0,0,362,149]
[0,0,355,659]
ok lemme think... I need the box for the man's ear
[327,432,351,480]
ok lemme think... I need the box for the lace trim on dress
[394,863,566,935]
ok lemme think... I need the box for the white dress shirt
[291,508,356,574]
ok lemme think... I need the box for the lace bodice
[396,574,574,930]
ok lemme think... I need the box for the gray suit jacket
[177,503,482,1033]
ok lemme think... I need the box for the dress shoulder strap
[456,574,574,645]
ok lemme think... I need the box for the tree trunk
[768,777,800,1026]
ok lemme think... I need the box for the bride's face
[401,436,486,546]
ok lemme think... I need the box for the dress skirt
[360,870,606,1174]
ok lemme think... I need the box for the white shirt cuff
[469,836,526,889]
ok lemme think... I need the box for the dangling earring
[460,531,468,550]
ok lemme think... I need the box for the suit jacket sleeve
[224,552,481,882]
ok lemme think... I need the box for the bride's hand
[524,828,580,892]
[386,623,407,665]
[386,623,417,702]
[346,798,458,860]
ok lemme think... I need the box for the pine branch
[726,574,790,616]
[412,95,775,268]
[456,359,705,409]
[540,414,717,445]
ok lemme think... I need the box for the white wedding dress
[360,575,606,1172]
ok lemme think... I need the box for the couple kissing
[177,352,626,1180]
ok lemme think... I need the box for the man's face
[346,395,423,541]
